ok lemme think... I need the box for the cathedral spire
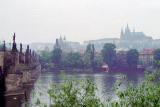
[125,24,130,35]
[120,28,124,39]
[121,28,123,36]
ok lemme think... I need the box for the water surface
[27,71,144,106]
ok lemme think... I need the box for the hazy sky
[0,0,160,43]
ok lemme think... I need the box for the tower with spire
[120,24,152,42]
[120,24,132,40]
[120,28,124,39]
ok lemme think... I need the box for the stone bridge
[0,33,41,107]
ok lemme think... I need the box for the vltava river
[27,71,144,106]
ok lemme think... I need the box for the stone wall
[5,64,41,92]
[10,52,19,67]
[19,53,25,64]
[0,52,4,70]
[5,74,23,91]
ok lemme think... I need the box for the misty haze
[0,0,160,107]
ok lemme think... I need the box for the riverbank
[41,67,145,74]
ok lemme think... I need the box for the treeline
[39,43,160,71]
[39,43,103,70]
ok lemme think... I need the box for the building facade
[138,49,154,67]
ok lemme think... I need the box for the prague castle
[84,24,160,50]
[120,24,152,41]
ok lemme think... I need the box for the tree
[127,49,139,68]
[39,50,52,62]
[154,49,160,68]
[65,52,83,68]
[52,48,62,68]
[84,44,95,69]
[94,54,103,68]
[101,43,116,67]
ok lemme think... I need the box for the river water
[25,71,144,107]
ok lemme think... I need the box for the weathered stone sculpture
[12,33,18,52]
[11,33,19,67]
[25,45,30,65]
[3,41,6,52]
[19,43,25,64]
[29,49,32,64]
[20,43,22,53]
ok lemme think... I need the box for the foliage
[52,48,62,67]
[111,69,160,107]
[34,69,160,107]
[39,50,54,70]
[85,44,95,69]
[39,50,52,62]
[94,55,103,68]
[154,49,160,68]
[64,52,84,68]
[47,78,104,107]
[101,43,116,67]
[83,54,91,68]
[127,49,139,68]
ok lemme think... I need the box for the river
[23,71,144,106]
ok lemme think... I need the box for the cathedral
[84,24,160,50]
[120,24,152,41]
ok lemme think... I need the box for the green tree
[52,48,62,68]
[65,52,83,68]
[47,78,104,107]
[127,49,139,68]
[154,49,160,68]
[94,54,103,68]
[85,44,95,69]
[39,50,52,62]
[101,43,116,67]
[83,55,90,68]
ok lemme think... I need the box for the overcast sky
[0,0,160,43]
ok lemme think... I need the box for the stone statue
[20,43,22,53]
[12,33,18,52]
[13,33,16,43]
[3,41,6,51]
[25,45,30,65]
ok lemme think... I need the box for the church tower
[125,24,131,35]
[120,28,124,39]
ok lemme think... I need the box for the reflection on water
[27,71,144,106]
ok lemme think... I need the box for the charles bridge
[0,33,41,107]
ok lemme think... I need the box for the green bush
[47,79,104,107]
[111,70,160,107]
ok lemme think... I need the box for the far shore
[41,67,145,74]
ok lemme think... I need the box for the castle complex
[120,24,152,41]
[54,36,82,53]
[84,25,160,50]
